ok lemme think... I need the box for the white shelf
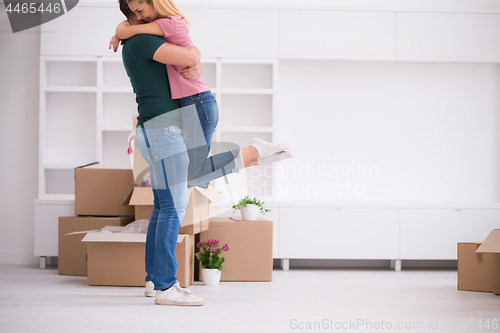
[102,87,134,93]
[218,126,273,133]
[101,125,133,132]
[45,86,97,92]
[220,88,273,95]
[36,194,76,201]
[43,164,77,169]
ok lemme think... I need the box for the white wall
[276,61,500,202]
[0,10,40,264]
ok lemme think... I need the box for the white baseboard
[0,252,39,265]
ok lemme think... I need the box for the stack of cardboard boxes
[58,164,135,277]
[58,162,226,288]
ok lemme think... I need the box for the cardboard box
[58,216,134,276]
[199,217,273,281]
[180,219,210,235]
[458,229,500,295]
[82,226,194,288]
[75,163,135,216]
[129,186,223,234]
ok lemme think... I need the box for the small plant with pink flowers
[196,239,229,271]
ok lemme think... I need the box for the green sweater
[122,34,181,129]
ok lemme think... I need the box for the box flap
[129,187,154,206]
[82,232,147,243]
[194,186,225,203]
[64,229,99,236]
[122,189,134,207]
[75,162,100,169]
[81,226,186,243]
[476,229,500,254]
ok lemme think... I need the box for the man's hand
[109,34,123,53]
[187,46,201,65]
[180,63,204,80]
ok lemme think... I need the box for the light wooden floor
[0,264,499,333]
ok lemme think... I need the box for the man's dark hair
[119,0,134,20]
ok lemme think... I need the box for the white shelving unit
[38,56,278,199]
[198,58,278,198]
[38,56,137,200]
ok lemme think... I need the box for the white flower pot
[202,268,221,286]
[241,204,259,221]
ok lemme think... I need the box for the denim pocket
[200,99,219,122]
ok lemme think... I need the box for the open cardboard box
[457,229,500,295]
[58,216,134,276]
[129,186,224,234]
[81,226,194,288]
[75,162,135,216]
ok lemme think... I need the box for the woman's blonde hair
[128,0,190,25]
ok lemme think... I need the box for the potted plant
[196,239,229,286]
[232,196,271,221]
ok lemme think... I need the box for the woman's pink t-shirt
[155,16,210,99]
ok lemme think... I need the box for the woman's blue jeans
[179,91,239,188]
[135,109,241,290]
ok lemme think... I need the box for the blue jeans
[135,126,188,291]
[179,91,228,188]
[135,110,242,290]
[179,91,218,153]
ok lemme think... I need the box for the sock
[251,137,289,158]
[257,151,293,165]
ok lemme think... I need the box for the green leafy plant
[196,239,229,271]
[231,195,271,215]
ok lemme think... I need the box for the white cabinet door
[280,207,399,259]
[400,209,500,260]
[41,6,125,56]
[34,202,75,256]
[183,8,279,58]
[279,10,396,60]
[397,13,500,62]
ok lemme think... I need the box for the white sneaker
[145,281,156,297]
[155,282,204,306]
